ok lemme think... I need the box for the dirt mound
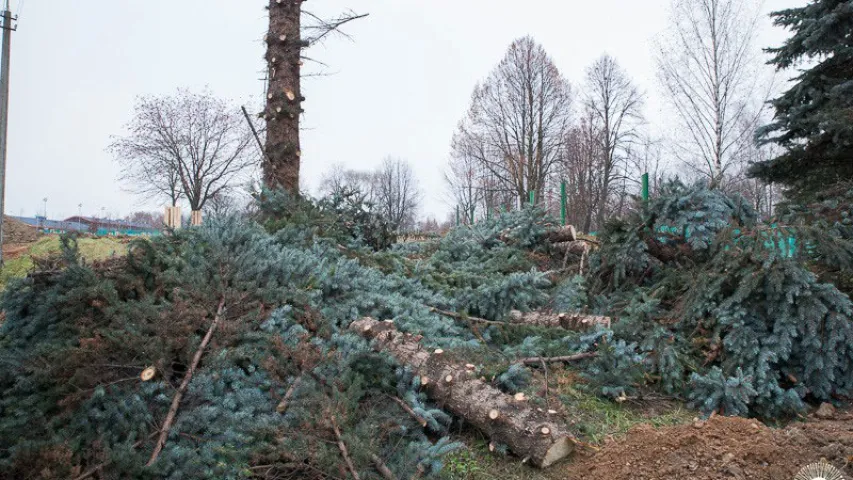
[3,216,39,244]
[561,414,853,480]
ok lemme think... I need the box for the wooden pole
[0,3,15,267]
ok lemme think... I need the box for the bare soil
[2,244,30,260]
[560,412,853,480]
[3,216,39,244]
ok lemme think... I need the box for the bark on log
[545,225,577,244]
[264,0,302,193]
[508,310,612,330]
[351,318,575,468]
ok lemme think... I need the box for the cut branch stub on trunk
[264,0,302,194]
[351,318,576,468]
[508,310,612,330]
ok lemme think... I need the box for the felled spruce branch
[146,296,227,466]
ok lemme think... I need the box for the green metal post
[456,206,460,226]
[529,190,535,206]
[560,180,567,226]
[642,173,650,202]
[470,206,475,225]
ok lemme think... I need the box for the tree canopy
[750,0,853,197]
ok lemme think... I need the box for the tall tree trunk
[264,0,304,195]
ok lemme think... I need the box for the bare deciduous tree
[656,0,764,187]
[558,114,604,232]
[319,162,376,199]
[374,157,421,232]
[451,37,573,207]
[113,131,183,207]
[111,89,256,212]
[124,211,163,228]
[263,3,367,195]
[584,54,645,226]
[445,146,483,225]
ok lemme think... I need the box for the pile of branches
[584,180,853,417]
[0,193,610,478]
[7,181,847,478]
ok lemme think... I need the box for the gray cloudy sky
[5,0,800,221]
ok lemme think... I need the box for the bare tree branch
[110,89,257,212]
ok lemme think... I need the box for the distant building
[11,216,89,235]
[63,216,161,236]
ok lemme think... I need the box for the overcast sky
[5,0,801,221]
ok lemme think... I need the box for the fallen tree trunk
[351,318,575,468]
[545,225,577,244]
[509,310,612,330]
[552,240,588,256]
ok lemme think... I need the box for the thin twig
[146,296,227,467]
[276,375,302,415]
[539,358,550,409]
[371,454,399,480]
[429,307,504,326]
[387,395,427,428]
[241,106,269,163]
[331,416,361,480]
[519,352,598,365]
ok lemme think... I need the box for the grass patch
[441,438,552,480]
[0,236,129,290]
[567,391,694,443]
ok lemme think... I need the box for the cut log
[552,240,588,256]
[509,310,611,330]
[140,367,156,382]
[545,225,577,244]
[351,318,575,468]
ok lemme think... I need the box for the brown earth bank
[3,216,39,244]
[560,413,853,480]
[2,244,30,260]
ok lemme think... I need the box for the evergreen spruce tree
[750,0,853,196]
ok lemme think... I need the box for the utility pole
[0,0,15,267]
